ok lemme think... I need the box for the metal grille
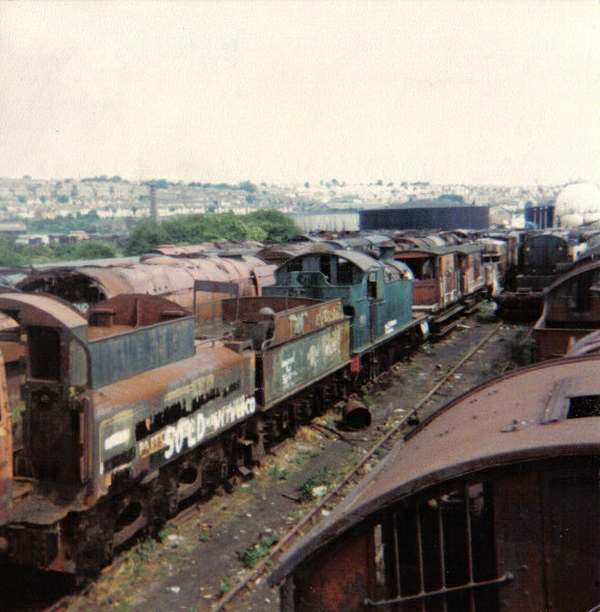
[367,483,510,611]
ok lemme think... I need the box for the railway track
[210,322,503,611]
[41,318,503,612]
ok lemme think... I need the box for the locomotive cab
[264,251,414,354]
[0,295,91,486]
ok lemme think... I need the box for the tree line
[0,210,299,266]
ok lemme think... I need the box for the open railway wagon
[533,259,600,360]
[262,250,429,380]
[0,289,354,574]
[495,231,587,320]
[391,242,487,337]
[270,356,600,611]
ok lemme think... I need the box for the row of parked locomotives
[16,250,275,313]
[270,354,600,611]
[0,247,449,574]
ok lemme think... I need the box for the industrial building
[359,195,489,230]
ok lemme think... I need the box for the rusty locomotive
[495,230,588,320]
[0,247,451,575]
[16,251,275,313]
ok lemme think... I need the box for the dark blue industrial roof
[388,195,479,209]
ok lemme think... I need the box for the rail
[210,322,503,611]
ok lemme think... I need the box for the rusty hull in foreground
[271,356,600,611]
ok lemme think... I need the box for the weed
[238,535,278,568]
[362,395,375,409]
[510,331,533,366]
[199,531,210,543]
[299,467,336,502]
[268,464,288,481]
[132,538,156,563]
[292,449,320,466]
[219,577,231,595]
[476,301,498,323]
[419,342,433,355]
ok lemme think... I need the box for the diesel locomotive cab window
[28,326,61,380]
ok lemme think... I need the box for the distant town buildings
[0,175,570,234]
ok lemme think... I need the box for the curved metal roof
[17,254,275,301]
[275,249,382,273]
[543,259,600,296]
[270,355,600,584]
[0,293,87,330]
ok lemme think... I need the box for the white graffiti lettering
[280,355,296,387]
[163,396,256,460]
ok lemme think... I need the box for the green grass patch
[298,467,337,502]
[238,535,278,568]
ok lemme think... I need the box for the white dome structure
[555,183,600,228]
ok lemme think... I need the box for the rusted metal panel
[256,243,332,266]
[222,297,346,346]
[292,526,372,611]
[91,343,256,493]
[395,250,458,309]
[494,470,546,611]
[88,314,195,389]
[533,326,589,361]
[541,462,600,611]
[261,317,350,407]
[17,254,275,312]
[0,350,12,526]
[0,293,87,331]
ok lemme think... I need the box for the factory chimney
[150,184,158,221]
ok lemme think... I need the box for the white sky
[1,0,599,185]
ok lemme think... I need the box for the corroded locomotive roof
[270,355,600,584]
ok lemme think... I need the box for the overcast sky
[1,1,599,185]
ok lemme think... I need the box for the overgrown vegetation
[0,209,299,265]
[26,210,124,234]
[0,237,120,267]
[299,467,337,502]
[510,330,534,366]
[237,534,278,568]
[124,210,299,255]
[268,464,289,481]
[219,577,231,595]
